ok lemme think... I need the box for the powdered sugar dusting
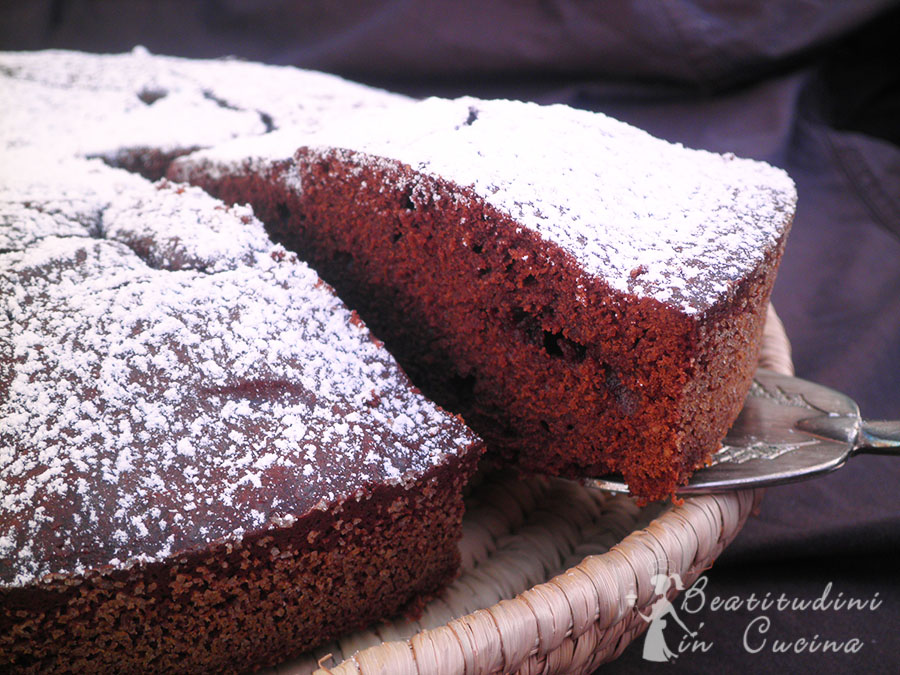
[181,97,795,314]
[308,98,796,313]
[0,158,476,587]
[2,49,794,316]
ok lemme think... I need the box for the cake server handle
[856,420,900,454]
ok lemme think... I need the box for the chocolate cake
[2,48,795,672]
[0,156,482,672]
[169,98,796,501]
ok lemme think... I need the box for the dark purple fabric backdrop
[3,2,898,673]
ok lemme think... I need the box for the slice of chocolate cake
[170,97,796,501]
[0,157,482,672]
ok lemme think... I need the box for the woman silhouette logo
[639,573,698,662]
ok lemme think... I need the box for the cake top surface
[182,97,797,314]
[3,48,796,314]
[0,157,476,588]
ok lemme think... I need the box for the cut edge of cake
[167,98,795,501]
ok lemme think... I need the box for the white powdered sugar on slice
[304,98,796,314]
[180,96,795,314]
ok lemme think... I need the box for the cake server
[584,368,900,495]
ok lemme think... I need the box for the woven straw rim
[283,305,791,675]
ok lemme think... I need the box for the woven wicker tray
[269,305,791,675]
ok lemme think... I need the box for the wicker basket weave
[271,305,791,675]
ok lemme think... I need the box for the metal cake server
[584,369,900,495]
